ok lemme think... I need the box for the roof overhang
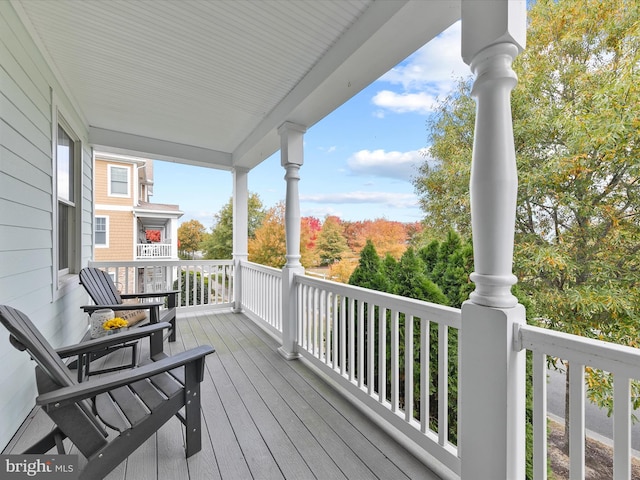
[13,0,460,171]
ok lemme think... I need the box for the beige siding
[94,157,137,261]
[0,2,94,450]
[94,210,135,261]
[94,157,135,207]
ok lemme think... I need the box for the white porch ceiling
[13,0,460,171]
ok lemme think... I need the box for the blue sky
[151,22,470,229]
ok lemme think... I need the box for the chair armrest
[37,346,215,407]
[121,290,179,300]
[81,302,162,313]
[56,322,171,358]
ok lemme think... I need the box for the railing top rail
[240,261,284,275]
[296,273,461,329]
[518,323,640,378]
[90,259,234,268]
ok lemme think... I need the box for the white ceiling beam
[89,127,233,170]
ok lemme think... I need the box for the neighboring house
[93,153,182,291]
[94,153,182,262]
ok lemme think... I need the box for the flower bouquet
[103,317,128,334]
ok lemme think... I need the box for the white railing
[136,243,173,258]
[91,258,640,479]
[295,274,462,476]
[239,261,283,337]
[89,259,234,310]
[517,324,640,480]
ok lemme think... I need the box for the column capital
[462,0,526,66]
[232,166,250,175]
[278,122,306,167]
[277,121,307,135]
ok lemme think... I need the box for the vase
[90,308,114,338]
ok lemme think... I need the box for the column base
[232,305,243,314]
[277,346,301,361]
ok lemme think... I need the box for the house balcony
[7,259,638,479]
[136,242,174,259]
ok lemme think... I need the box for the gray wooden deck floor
[4,309,441,480]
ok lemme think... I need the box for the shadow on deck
[4,309,441,479]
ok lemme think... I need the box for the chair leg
[168,293,177,342]
[24,428,67,454]
[184,363,202,457]
[169,316,177,342]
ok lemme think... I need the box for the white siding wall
[0,2,93,450]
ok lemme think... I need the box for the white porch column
[232,167,249,313]
[277,121,306,360]
[169,217,180,260]
[459,1,527,479]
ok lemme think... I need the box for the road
[546,366,640,451]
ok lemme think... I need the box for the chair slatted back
[79,268,123,306]
[0,305,107,440]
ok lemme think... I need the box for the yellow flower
[103,317,129,330]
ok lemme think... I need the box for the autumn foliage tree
[315,216,350,266]
[248,202,286,268]
[343,219,410,259]
[300,216,321,267]
[177,220,206,259]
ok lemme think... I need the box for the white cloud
[301,191,418,209]
[374,21,470,115]
[347,149,424,182]
[372,90,438,115]
[301,205,343,219]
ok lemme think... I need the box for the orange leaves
[343,219,412,260]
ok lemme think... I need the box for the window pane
[57,126,74,203]
[111,166,128,195]
[58,202,69,269]
[95,217,106,245]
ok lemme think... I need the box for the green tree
[177,219,206,259]
[412,0,640,452]
[419,230,474,308]
[348,240,391,292]
[315,216,350,266]
[394,248,447,305]
[201,193,265,259]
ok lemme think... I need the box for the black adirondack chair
[79,267,179,359]
[0,305,214,480]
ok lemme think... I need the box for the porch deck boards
[4,310,440,479]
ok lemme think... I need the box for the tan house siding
[94,159,136,207]
[93,154,182,264]
[94,210,134,261]
[93,156,140,262]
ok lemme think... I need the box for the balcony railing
[136,242,173,258]
[91,259,640,479]
[294,274,462,475]
[240,261,283,337]
[89,259,234,309]
[517,324,640,480]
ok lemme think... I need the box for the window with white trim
[108,165,130,196]
[56,122,79,277]
[95,216,108,247]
